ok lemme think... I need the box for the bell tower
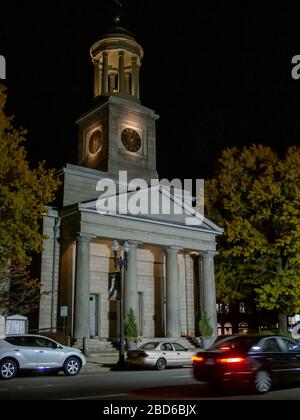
[91,26,143,99]
[76,26,159,183]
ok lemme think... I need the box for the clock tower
[76,26,159,183]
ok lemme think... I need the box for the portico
[38,24,223,347]
[52,193,221,341]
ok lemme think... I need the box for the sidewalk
[82,353,119,374]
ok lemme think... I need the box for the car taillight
[192,356,204,362]
[140,352,149,358]
[216,357,246,364]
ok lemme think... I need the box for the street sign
[60,306,68,318]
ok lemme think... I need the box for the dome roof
[101,26,136,41]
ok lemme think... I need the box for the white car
[126,341,195,370]
[0,334,86,380]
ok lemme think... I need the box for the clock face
[121,128,141,153]
[89,129,102,155]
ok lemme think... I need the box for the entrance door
[109,300,118,338]
[90,294,98,338]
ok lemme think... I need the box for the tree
[205,144,300,333]
[124,308,140,347]
[0,84,60,314]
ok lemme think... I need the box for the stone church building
[38,26,223,345]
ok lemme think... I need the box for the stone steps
[73,337,198,355]
[73,338,117,354]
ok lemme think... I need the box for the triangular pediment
[78,185,223,235]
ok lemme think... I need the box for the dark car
[192,334,300,393]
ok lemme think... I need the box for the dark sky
[1,0,300,180]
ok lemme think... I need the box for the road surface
[0,368,300,400]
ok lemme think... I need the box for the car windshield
[139,342,159,350]
[212,336,259,352]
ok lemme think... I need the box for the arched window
[239,322,248,334]
[217,323,222,336]
[224,322,233,335]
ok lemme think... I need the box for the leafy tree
[0,85,60,314]
[205,144,300,333]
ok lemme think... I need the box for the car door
[34,337,64,368]
[4,336,39,369]
[160,342,177,365]
[257,337,287,383]
[172,342,191,366]
[278,337,300,382]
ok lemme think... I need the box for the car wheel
[63,357,81,376]
[254,370,272,393]
[155,357,167,370]
[0,359,18,380]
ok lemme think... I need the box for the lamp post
[112,240,129,366]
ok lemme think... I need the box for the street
[0,368,300,400]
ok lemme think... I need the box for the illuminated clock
[88,129,102,155]
[121,128,141,153]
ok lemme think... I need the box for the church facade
[38,26,223,344]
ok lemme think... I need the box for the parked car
[126,341,195,370]
[0,334,86,380]
[192,334,300,393]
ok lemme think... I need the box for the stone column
[102,51,109,94]
[202,251,217,337]
[136,62,141,99]
[198,255,204,311]
[74,234,91,339]
[98,63,103,96]
[165,247,181,337]
[118,50,125,93]
[93,60,100,97]
[131,56,138,97]
[124,241,140,322]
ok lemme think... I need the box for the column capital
[102,50,109,57]
[201,251,218,258]
[127,240,142,248]
[75,233,94,242]
[165,246,182,254]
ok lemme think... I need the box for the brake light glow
[216,357,246,364]
[192,356,204,362]
[219,346,231,350]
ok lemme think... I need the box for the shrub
[124,308,141,344]
[198,311,213,337]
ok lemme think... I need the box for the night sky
[1,1,300,181]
